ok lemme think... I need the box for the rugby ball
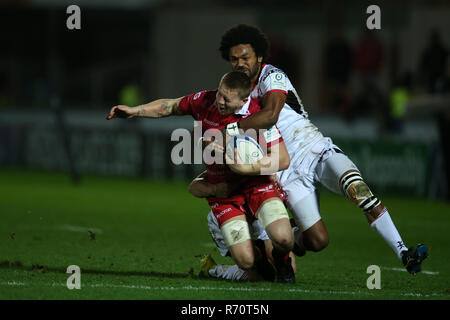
[226,134,264,164]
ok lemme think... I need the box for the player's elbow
[266,111,279,127]
[188,183,197,197]
[188,180,204,198]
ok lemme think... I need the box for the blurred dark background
[0,0,449,199]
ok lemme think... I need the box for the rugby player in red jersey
[107,71,296,283]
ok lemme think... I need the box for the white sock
[370,208,407,260]
[209,264,248,281]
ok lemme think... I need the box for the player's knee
[221,219,254,269]
[270,226,294,252]
[265,220,294,252]
[258,199,293,251]
[308,233,329,252]
[340,171,381,212]
[277,236,294,253]
[234,251,255,270]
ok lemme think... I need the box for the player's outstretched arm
[106,97,183,120]
[227,140,290,175]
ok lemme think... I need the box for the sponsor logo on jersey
[193,91,204,100]
[256,185,274,193]
[261,67,286,82]
[216,207,232,219]
[269,72,286,91]
[204,118,219,127]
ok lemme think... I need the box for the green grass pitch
[0,169,449,300]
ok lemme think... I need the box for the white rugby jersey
[251,64,327,186]
[251,63,307,116]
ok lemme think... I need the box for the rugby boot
[198,254,217,277]
[272,250,296,284]
[401,243,428,274]
[253,239,276,282]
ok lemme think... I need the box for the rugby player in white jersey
[195,24,428,279]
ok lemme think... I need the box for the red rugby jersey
[178,90,283,186]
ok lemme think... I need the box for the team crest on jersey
[269,72,286,91]
[193,91,204,100]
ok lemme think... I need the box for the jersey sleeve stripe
[266,137,283,148]
[264,89,287,96]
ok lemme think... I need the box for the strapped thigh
[221,219,251,247]
[256,198,289,229]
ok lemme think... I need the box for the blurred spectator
[119,82,143,108]
[389,71,413,134]
[354,29,384,89]
[351,30,386,122]
[118,82,143,124]
[418,29,449,94]
[322,26,353,115]
[268,36,301,88]
[351,80,389,123]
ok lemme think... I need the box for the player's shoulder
[184,89,217,109]
[180,89,217,116]
[191,89,216,102]
[260,64,288,82]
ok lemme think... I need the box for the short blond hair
[220,71,252,99]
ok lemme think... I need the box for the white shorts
[207,211,269,257]
[280,137,359,231]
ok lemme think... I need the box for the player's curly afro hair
[219,24,270,62]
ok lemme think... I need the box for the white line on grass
[4,281,25,286]
[58,225,104,234]
[1,281,447,298]
[382,266,439,275]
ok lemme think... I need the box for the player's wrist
[226,122,241,136]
